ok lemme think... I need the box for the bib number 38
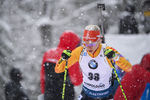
[88,72,100,81]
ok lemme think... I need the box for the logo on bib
[88,59,98,69]
[83,52,87,56]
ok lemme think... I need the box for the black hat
[10,67,23,82]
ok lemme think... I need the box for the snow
[0,0,149,100]
[105,34,150,65]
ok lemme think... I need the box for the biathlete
[55,25,132,100]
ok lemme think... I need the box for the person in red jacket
[114,53,150,100]
[40,30,83,100]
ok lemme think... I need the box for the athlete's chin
[88,50,94,53]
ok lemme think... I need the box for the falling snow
[0,0,150,100]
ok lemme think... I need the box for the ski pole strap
[62,61,68,100]
[112,60,127,100]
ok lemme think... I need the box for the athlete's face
[83,40,100,54]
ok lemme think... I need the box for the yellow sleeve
[106,46,132,72]
[115,57,132,72]
[55,46,84,73]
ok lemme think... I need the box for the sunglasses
[83,42,97,47]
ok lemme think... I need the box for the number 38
[88,72,100,81]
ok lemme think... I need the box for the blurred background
[0,0,150,100]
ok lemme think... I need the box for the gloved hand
[104,49,115,59]
[61,50,71,60]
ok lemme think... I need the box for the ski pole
[97,3,105,43]
[112,60,127,100]
[62,60,68,100]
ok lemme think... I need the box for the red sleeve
[40,55,45,94]
[68,62,83,86]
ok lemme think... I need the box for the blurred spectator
[4,67,30,100]
[142,0,150,34]
[119,4,139,34]
[141,83,150,100]
[40,30,83,100]
[114,53,150,100]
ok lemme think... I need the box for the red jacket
[40,31,83,94]
[114,53,150,100]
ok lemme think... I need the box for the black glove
[104,49,115,59]
[61,50,71,60]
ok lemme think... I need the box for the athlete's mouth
[88,50,93,53]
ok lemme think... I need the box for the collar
[87,43,102,58]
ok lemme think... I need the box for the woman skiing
[55,25,132,100]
